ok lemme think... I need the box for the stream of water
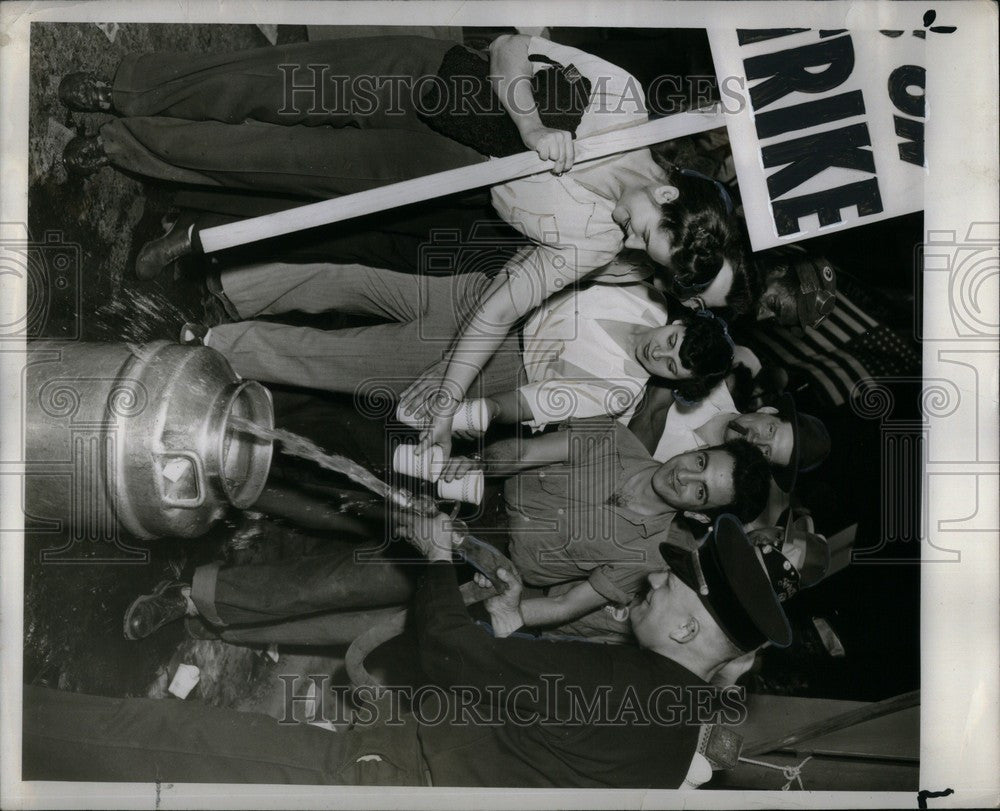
[229,416,419,510]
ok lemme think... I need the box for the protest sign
[710,27,927,250]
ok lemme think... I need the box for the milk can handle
[156,450,207,508]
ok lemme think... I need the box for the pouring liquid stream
[228,416,422,511]
[230,418,498,590]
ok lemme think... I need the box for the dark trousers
[23,685,426,785]
[101,37,487,196]
[191,542,416,645]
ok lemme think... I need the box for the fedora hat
[770,393,831,493]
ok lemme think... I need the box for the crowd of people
[23,31,903,790]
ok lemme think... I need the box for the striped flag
[748,275,921,408]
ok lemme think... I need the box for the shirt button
[557,508,565,515]
[538,472,545,478]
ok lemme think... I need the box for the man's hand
[521,126,575,175]
[394,508,462,562]
[473,568,525,637]
[439,454,484,482]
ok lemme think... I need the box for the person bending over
[439,421,771,634]
[184,263,735,428]
[122,426,769,647]
[25,514,790,788]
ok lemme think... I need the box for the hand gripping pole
[195,110,725,255]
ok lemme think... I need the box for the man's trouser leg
[111,37,456,128]
[99,118,486,196]
[211,606,405,647]
[190,542,417,628]
[205,264,489,394]
[23,685,425,785]
[101,37,487,195]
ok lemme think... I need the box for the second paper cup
[393,443,445,483]
[437,469,485,505]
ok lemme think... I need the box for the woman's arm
[489,33,574,173]
[404,249,581,458]
[628,382,675,454]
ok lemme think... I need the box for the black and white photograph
[0,2,997,808]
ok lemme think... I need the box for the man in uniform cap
[649,513,793,651]
[748,510,856,598]
[24,513,790,789]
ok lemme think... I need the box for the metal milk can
[25,340,274,540]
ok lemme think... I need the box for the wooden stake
[197,110,726,254]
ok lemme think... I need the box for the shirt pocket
[506,206,562,245]
[536,466,571,497]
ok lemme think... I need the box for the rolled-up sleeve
[519,377,645,431]
[587,565,634,606]
[526,37,647,135]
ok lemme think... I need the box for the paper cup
[437,469,485,505]
[393,443,445,482]
[451,399,492,435]
[168,663,201,700]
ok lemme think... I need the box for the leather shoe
[123,580,190,641]
[135,221,194,279]
[63,134,109,176]
[58,72,114,112]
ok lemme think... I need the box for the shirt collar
[695,411,736,447]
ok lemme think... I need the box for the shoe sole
[122,579,178,640]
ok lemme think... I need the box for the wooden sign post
[196,110,726,254]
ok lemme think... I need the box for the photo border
[1,1,997,808]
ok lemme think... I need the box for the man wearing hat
[642,390,831,499]
[25,513,790,789]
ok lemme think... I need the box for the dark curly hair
[703,438,770,523]
[657,166,741,290]
[671,312,734,402]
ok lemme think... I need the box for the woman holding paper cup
[400,157,747,463]
[191,261,736,441]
